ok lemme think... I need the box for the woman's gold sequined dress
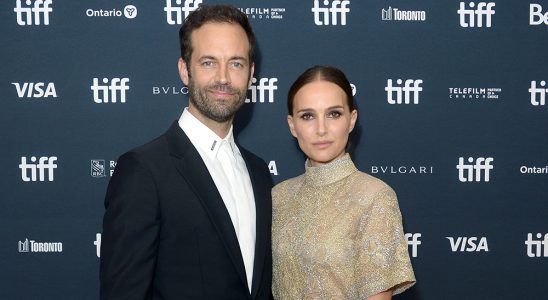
[272,154,415,299]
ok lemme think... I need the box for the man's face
[179,22,254,124]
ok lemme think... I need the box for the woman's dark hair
[287,65,355,115]
[179,5,256,64]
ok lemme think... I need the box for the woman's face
[288,80,357,167]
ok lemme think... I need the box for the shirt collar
[178,107,239,159]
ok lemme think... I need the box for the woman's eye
[300,113,313,120]
[327,111,342,118]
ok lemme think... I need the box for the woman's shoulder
[350,170,396,196]
[272,174,305,195]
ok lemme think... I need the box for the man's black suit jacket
[100,121,273,299]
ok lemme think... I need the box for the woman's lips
[312,141,332,149]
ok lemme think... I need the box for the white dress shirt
[178,108,256,292]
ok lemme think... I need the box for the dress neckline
[304,153,357,187]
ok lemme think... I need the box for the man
[100,5,272,299]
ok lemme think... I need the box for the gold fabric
[272,154,415,299]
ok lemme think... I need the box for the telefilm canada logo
[312,0,350,26]
[91,159,117,178]
[448,87,502,100]
[14,0,52,26]
[239,7,285,21]
[381,6,426,22]
[86,4,138,19]
[18,238,63,253]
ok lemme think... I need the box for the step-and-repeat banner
[1,0,547,299]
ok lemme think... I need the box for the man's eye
[201,61,214,67]
[231,62,243,68]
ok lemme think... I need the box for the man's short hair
[179,5,256,64]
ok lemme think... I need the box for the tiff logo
[456,157,494,182]
[447,236,489,252]
[19,156,57,182]
[530,4,548,25]
[246,78,278,103]
[94,233,101,258]
[458,2,495,28]
[91,78,129,103]
[12,82,58,98]
[405,233,421,258]
[312,0,350,26]
[385,79,423,104]
[164,0,202,25]
[525,233,548,257]
[529,80,547,106]
[14,0,52,26]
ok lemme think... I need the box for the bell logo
[456,157,494,182]
[529,80,547,106]
[19,156,57,182]
[312,0,350,26]
[246,78,278,103]
[164,0,202,25]
[525,233,548,257]
[385,79,423,104]
[405,233,421,258]
[457,2,495,28]
[12,82,58,98]
[14,0,52,26]
[530,4,548,25]
[91,78,130,103]
[447,237,489,252]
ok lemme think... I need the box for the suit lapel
[165,122,249,291]
[240,149,270,299]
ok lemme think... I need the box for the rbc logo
[529,80,547,106]
[530,4,548,25]
[19,156,57,182]
[91,78,130,103]
[12,82,58,98]
[385,79,423,104]
[457,2,495,28]
[14,0,52,26]
[456,157,494,182]
[405,233,421,258]
[246,78,278,103]
[525,233,548,257]
[164,0,202,25]
[447,237,489,252]
[312,0,350,26]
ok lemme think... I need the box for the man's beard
[187,75,247,123]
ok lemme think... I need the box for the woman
[272,66,415,299]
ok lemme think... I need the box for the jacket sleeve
[100,152,160,300]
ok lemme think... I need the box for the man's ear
[178,58,189,86]
[248,62,255,87]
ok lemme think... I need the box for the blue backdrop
[2,0,547,299]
